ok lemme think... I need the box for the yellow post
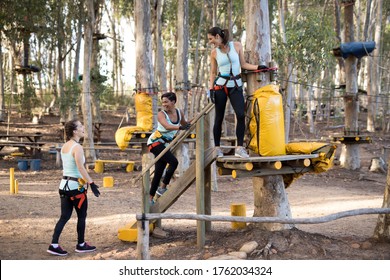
[126,162,134,172]
[10,168,15,194]
[103,176,114,187]
[14,179,19,194]
[94,160,104,173]
[231,203,247,229]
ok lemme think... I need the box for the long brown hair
[208,27,230,45]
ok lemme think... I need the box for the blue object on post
[333,41,376,59]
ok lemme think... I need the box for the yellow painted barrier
[230,203,247,229]
[103,176,114,188]
[14,179,19,194]
[118,220,155,242]
[10,168,15,194]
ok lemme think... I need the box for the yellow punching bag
[248,84,286,156]
[115,93,154,150]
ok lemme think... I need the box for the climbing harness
[213,52,241,95]
[62,176,87,209]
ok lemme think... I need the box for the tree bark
[81,0,96,161]
[370,0,383,132]
[0,37,4,122]
[340,0,360,170]
[175,0,190,174]
[245,0,291,230]
[373,156,390,240]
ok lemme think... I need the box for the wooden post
[142,169,150,215]
[204,109,212,232]
[196,116,205,248]
[136,219,150,260]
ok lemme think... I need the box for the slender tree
[245,0,292,231]
[81,0,96,161]
[339,0,360,170]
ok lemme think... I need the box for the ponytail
[207,27,230,45]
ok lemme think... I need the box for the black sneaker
[47,245,68,256]
[75,242,96,253]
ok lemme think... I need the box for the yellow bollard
[94,160,104,173]
[230,203,247,229]
[103,176,114,187]
[10,168,15,194]
[14,179,19,194]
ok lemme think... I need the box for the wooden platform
[332,135,372,144]
[216,154,319,178]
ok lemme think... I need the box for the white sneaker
[156,187,168,196]
[235,146,249,158]
[215,147,224,158]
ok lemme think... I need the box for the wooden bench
[94,159,135,173]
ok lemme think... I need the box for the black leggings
[51,189,88,244]
[213,86,245,146]
[150,143,178,196]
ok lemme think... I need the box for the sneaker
[47,245,68,256]
[215,147,224,158]
[156,187,168,196]
[235,147,249,158]
[149,199,155,206]
[75,242,96,253]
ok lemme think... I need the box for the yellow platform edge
[118,220,155,242]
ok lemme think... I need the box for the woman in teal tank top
[147,92,191,205]
[47,119,100,256]
[207,26,268,159]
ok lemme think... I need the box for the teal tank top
[147,109,181,146]
[215,41,242,87]
[59,143,84,190]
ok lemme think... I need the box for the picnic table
[0,133,45,157]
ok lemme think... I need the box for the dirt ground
[1,111,390,260]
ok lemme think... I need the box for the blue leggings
[51,189,88,244]
[213,86,245,146]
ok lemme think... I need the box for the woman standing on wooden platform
[207,26,268,159]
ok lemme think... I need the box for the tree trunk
[278,0,293,143]
[175,0,190,174]
[154,0,167,93]
[135,0,156,176]
[340,0,360,170]
[69,7,83,120]
[245,0,291,230]
[373,156,390,240]
[81,0,96,162]
[0,37,4,122]
[369,0,383,132]
[91,1,103,125]
[253,176,293,230]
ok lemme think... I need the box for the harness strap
[70,192,86,209]
[63,176,79,182]
[148,141,162,151]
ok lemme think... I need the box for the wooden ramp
[118,148,215,242]
[150,148,215,213]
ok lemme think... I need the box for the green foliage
[272,9,338,83]
[60,79,81,113]
[99,85,133,107]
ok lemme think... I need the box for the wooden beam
[232,166,313,178]
[222,161,253,171]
